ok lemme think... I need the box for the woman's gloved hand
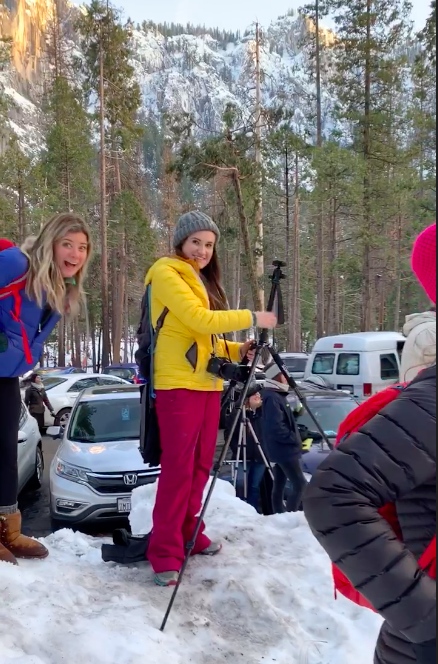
[413,640,436,664]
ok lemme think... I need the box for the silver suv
[49,385,160,526]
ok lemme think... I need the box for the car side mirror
[18,431,28,444]
[47,426,62,440]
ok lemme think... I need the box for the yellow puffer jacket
[145,257,253,391]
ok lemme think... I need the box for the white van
[305,332,406,400]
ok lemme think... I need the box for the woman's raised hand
[255,312,278,329]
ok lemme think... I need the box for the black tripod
[232,403,274,500]
[160,260,331,631]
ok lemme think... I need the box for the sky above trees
[72,0,431,31]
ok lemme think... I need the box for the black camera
[207,356,252,383]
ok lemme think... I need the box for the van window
[381,354,400,381]
[337,353,360,376]
[312,354,336,375]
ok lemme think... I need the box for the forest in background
[0,0,436,369]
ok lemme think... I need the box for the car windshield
[283,357,307,373]
[69,398,141,443]
[105,368,136,381]
[297,398,358,438]
[42,377,68,391]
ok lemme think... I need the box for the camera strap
[210,334,232,362]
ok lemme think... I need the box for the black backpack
[136,285,168,466]
[135,285,168,380]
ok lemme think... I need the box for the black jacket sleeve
[304,369,437,645]
[24,387,31,408]
[263,393,294,446]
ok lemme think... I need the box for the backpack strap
[0,275,33,365]
[148,285,168,398]
[419,535,437,578]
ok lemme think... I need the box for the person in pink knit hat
[401,223,437,381]
[304,224,436,664]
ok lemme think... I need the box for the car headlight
[55,459,90,484]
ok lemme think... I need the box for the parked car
[102,364,145,384]
[280,353,309,380]
[18,402,44,493]
[20,373,130,429]
[48,385,160,526]
[20,366,86,390]
[304,332,406,400]
[292,388,359,475]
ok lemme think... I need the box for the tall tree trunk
[315,0,325,339]
[394,215,403,330]
[232,171,262,310]
[326,196,340,335]
[112,155,125,365]
[58,316,66,367]
[99,28,110,369]
[18,173,25,243]
[285,147,294,349]
[254,24,265,308]
[89,311,97,373]
[123,284,129,364]
[73,321,81,368]
[362,0,373,331]
[97,328,102,373]
[291,154,301,352]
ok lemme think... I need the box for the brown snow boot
[0,511,49,560]
[0,541,18,566]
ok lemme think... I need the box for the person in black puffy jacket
[304,224,437,664]
[262,363,306,514]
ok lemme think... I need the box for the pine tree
[41,77,96,214]
[327,0,412,330]
[78,0,143,365]
[419,1,437,65]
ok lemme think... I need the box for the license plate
[117,498,132,514]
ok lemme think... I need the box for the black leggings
[32,412,45,435]
[0,377,21,508]
[272,459,307,513]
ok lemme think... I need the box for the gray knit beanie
[173,211,221,249]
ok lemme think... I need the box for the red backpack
[333,384,437,612]
[0,239,33,365]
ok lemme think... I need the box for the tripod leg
[247,421,275,482]
[160,343,265,632]
[242,421,248,501]
[234,422,245,491]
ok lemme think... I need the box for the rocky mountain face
[1,2,333,153]
[0,0,53,91]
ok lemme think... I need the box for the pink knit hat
[412,223,437,304]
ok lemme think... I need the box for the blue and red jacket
[0,243,61,378]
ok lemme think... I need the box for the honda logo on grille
[123,474,138,487]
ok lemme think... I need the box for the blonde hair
[24,213,92,318]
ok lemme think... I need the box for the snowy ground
[0,480,382,664]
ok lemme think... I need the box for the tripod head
[266,260,286,325]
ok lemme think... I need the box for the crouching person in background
[262,363,306,514]
[225,384,267,513]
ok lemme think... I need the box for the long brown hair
[175,245,228,311]
[23,213,92,317]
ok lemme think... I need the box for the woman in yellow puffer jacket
[146,211,277,586]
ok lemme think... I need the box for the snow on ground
[0,480,382,664]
